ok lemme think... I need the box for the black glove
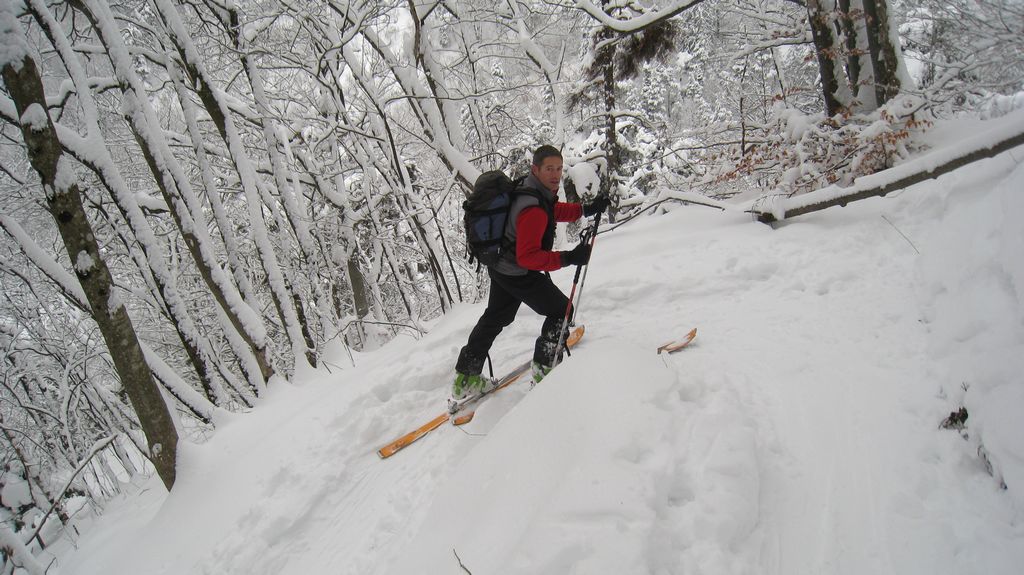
[583,196,611,217]
[560,243,592,267]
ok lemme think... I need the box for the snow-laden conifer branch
[576,0,706,34]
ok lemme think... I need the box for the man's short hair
[532,145,562,166]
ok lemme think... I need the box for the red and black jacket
[492,175,582,276]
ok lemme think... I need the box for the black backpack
[463,171,524,266]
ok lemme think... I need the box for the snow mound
[390,339,761,574]
[914,160,1024,506]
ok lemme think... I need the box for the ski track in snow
[57,150,1024,574]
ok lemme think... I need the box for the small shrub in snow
[938,405,1009,491]
[939,406,968,431]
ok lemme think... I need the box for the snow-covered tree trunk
[309,12,383,345]
[86,0,275,391]
[596,14,621,212]
[807,0,906,114]
[146,0,284,385]
[330,30,450,327]
[1,50,178,489]
[215,1,318,369]
[163,58,256,406]
[806,0,854,116]
[366,108,459,313]
[838,0,873,108]
[861,0,903,105]
[24,0,260,408]
[356,153,421,329]
[290,10,408,344]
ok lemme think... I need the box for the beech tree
[805,0,908,115]
[1,9,178,490]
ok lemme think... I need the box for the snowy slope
[55,137,1024,574]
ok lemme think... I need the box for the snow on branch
[140,342,220,424]
[576,0,706,34]
[0,522,48,575]
[0,1,30,72]
[0,214,90,309]
[751,108,1024,224]
[25,435,117,554]
[733,31,813,60]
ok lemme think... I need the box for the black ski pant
[456,268,572,375]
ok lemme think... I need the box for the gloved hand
[560,242,592,267]
[583,195,611,217]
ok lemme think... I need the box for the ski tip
[566,325,585,347]
[656,327,698,354]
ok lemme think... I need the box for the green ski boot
[530,361,553,386]
[452,372,486,401]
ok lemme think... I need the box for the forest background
[1,0,1022,569]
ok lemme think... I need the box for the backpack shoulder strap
[505,185,553,241]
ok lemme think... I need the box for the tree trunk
[601,38,620,203]
[862,0,902,105]
[806,0,852,116]
[58,0,274,392]
[346,252,370,348]
[2,55,178,490]
[837,0,862,92]
[596,2,621,220]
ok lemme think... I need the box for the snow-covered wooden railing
[750,107,1024,224]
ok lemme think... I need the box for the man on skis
[452,145,609,403]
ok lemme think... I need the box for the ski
[450,326,585,426]
[445,359,531,415]
[376,326,584,459]
[657,328,697,354]
[447,359,532,426]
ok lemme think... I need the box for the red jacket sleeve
[515,206,564,271]
[554,202,583,222]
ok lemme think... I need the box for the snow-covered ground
[53,129,1024,574]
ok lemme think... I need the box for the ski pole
[553,212,601,366]
[573,225,598,323]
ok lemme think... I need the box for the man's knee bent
[481,305,518,330]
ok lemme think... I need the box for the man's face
[531,156,563,193]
